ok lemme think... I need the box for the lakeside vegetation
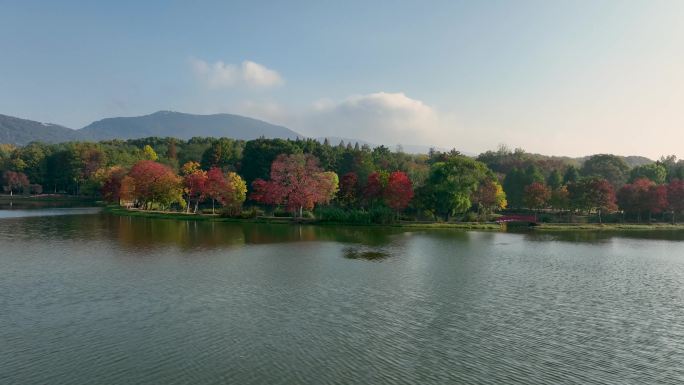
[2,137,684,229]
[533,223,684,231]
[104,206,503,230]
[104,206,684,232]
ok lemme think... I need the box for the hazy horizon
[2,1,683,158]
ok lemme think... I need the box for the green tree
[420,156,492,220]
[563,166,580,184]
[15,142,49,186]
[200,138,242,170]
[502,165,544,208]
[580,154,629,188]
[338,149,375,190]
[547,169,563,190]
[629,163,667,184]
[240,138,301,187]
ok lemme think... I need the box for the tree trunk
[212,199,215,214]
[299,206,303,218]
[598,209,602,224]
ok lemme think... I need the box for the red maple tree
[667,179,684,223]
[127,160,182,209]
[183,169,208,213]
[2,170,30,196]
[101,166,128,204]
[523,182,551,210]
[206,167,231,214]
[363,171,386,206]
[644,184,668,220]
[251,154,338,216]
[384,171,414,211]
[618,178,665,222]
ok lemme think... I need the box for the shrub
[273,208,292,217]
[315,207,374,224]
[370,205,395,224]
[316,207,348,222]
[347,210,371,224]
[462,211,478,222]
[219,206,264,219]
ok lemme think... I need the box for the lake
[1,208,684,384]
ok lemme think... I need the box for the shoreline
[0,195,99,203]
[104,206,502,230]
[104,206,684,232]
[533,223,684,231]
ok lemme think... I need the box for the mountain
[0,114,80,145]
[0,111,662,162]
[79,111,303,141]
[1,111,304,145]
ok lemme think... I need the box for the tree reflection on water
[342,247,392,261]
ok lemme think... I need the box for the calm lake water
[1,207,684,384]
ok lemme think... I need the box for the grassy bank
[102,207,684,232]
[106,206,275,223]
[104,206,502,230]
[534,223,684,231]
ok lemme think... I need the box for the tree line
[2,138,684,223]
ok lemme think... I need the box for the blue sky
[1,0,683,157]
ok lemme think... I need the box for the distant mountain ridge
[0,111,303,146]
[0,114,81,144]
[79,111,302,141]
[0,111,658,161]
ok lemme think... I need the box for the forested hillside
[0,114,81,145]
[0,111,303,145]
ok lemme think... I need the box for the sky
[1,0,683,158]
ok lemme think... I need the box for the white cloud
[215,92,457,148]
[190,58,283,88]
[299,92,447,145]
[237,100,289,123]
[241,61,283,87]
